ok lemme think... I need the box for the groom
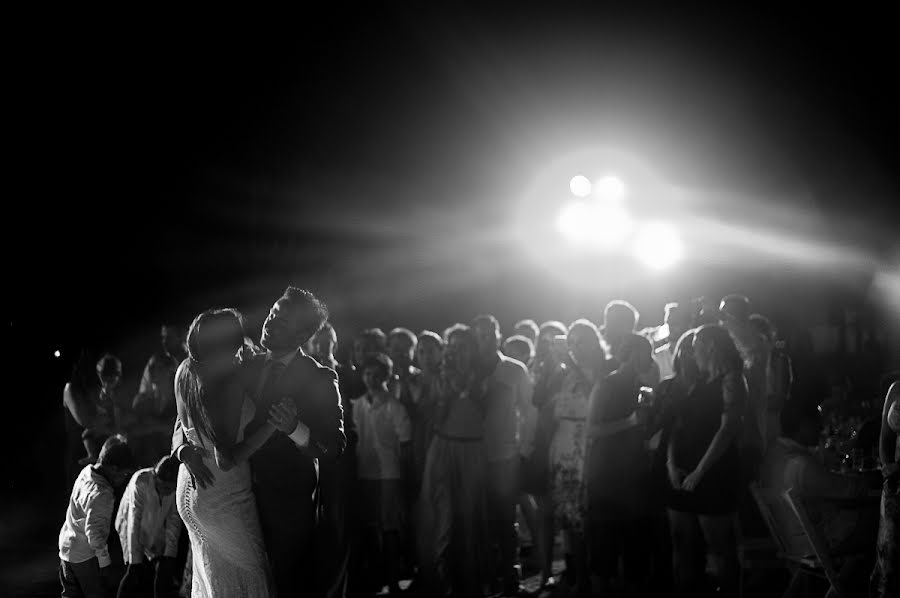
[177,287,346,597]
[248,286,346,597]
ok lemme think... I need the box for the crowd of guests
[57,290,899,598]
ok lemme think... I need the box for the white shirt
[353,391,411,480]
[653,343,675,381]
[59,466,115,567]
[115,468,181,564]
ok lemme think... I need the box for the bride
[175,308,282,597]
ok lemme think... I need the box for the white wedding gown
[177,398,273,597]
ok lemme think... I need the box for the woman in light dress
[547,319,607,597]
[174,308,286,597]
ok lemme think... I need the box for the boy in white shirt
[59,435,135,598]
[115,455,181,597]
[353,353,411,597]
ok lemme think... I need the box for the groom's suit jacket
[240,349,346,498]
[240,349,345,598]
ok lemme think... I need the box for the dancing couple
[172,287,346,597]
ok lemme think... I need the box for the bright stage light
[594,175,626,202]
[633,222,684,270]
[54,349,61,358]
[569,175,592,198]
[557,201,633,249]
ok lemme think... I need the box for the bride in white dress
[174,308,277,597]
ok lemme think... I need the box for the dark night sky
[9,5,900,361]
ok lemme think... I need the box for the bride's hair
[178,308,246,447]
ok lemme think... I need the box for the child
[59,434,135,598]
[115,455,182,598]
[353,353,411,596]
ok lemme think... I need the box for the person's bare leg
[538,495,555,585]
[698,513,740,598]
[519,493,547,584]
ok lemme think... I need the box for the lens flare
[633,221,683,270]
[593,175,626,202]
[557,201,633,249]
[569,175,592,198]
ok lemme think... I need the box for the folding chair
[782,488,863,598]
[749,484,830,598]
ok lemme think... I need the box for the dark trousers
[116,559,176,598]
[60,558,112,598]
[590,518,651,586]
[486,457,520,589]
[316,458,354,598]
[256,481,318,598]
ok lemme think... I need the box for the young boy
[59,434,135,598]
[115,454,182,598]
[353,353,411,596]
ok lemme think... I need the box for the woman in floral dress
[547,319,607,596]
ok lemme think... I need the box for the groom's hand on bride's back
[179,444,215,489]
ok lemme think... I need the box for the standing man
[652,303,693,381]
[250,287,346,598]
[719,294,771,479]
[309,322,358,598]
[473,314,536,596]
[602,300,660,387]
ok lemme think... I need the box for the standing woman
[174,308,287,597]
[875,381,900,597]
[527,328,569,590]
[666,325,745,598]
[418,324,487,598]
[547,319,606,597]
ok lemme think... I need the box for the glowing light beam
[633,221,684,270]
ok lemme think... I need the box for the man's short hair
[719,294,752,323]
[619,333,653,368]
[514,319,540,340]
[97,435,134,470]
[503,335,535,361]
[281,287,329,339]
[388,327,418,348]
[568,318,600,340]
[362,353,394,380]
[748,313,775,339]
[154,455,180,483]
[96,354,122,378]
[539,320,568,338]
[418,330,444,348]
[443,323,479,356]
[472,314,501,338]
[358,328,387,345]
[604,300,639,330]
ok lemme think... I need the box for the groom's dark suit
[241,349,345,598]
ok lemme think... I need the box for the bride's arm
[213,382,276,472]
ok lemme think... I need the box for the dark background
[6,5,900,495]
